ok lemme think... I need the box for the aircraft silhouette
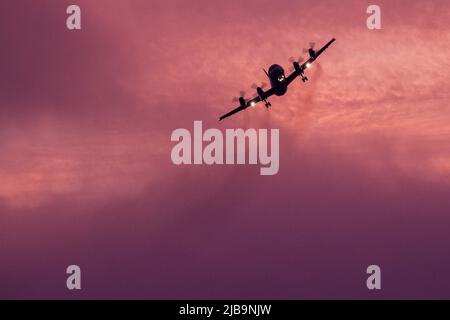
[219,38,336,121]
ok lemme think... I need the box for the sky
[1,0,450,299]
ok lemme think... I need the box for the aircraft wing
[219,88,275,121]
[286,38,336,86]
[314,38,336,59]
[285,68,301,86]
[219,105,249,121]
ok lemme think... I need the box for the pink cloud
[1,0,450,298]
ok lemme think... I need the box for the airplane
[219,38,336,121]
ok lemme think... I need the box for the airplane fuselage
[268,64,288,96]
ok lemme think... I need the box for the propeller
[289,56,305,64]
[288,56,305,72]
[232,90,247,104]
[251,82,268,90]
[302,42,316,53]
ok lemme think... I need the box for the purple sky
[1,0,450,299]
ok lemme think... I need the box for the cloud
[2,0,450,298]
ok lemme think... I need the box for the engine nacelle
[293,61,301,73]
[239,97,246,106]
[256,87,265,98]
[309,48,316,59]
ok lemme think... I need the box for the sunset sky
[1,0,450,299]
